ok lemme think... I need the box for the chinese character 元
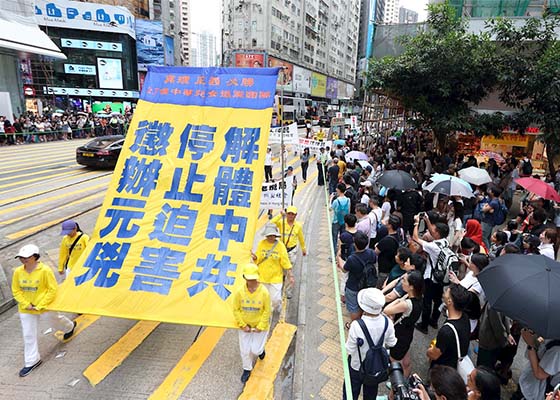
[99,197,145,238]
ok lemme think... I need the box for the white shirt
[368,208,383,239]
[538,243,555,260]
[346,315,397,371]
[419,239,449,280]
[381,201,391,223]
[460,271,485,332]
[265,152,272,166]
[519,341,560,400]
[356,215,372,236]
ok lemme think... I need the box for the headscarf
[465,219,488,253]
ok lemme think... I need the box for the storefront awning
[0,12,66,60]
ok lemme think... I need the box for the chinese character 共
[187,254,236,300]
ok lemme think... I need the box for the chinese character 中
[220,127,260,164]
[130,246,183,295]
[164,164,206,202]
[99,198,145,238]
[178,123,216,160]
[187,254,236,300]
[130,120,174,156]
[149,203,197,245]
[205,209,248,251]
[117,156,162,197]
[74,242,130,287]
[213,166,253,208]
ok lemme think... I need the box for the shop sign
[61,38,123,52]
[44,87,139,98]
[481,134,529,147]
[331,117,345,127]
[23,86,35,96]
[64,64,96,75]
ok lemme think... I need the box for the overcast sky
[399,0,429,21]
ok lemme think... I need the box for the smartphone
[553,383,560,396]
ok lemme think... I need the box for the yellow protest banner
[49,66,279,328]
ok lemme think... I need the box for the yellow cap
[243,263,259,280]
[286,206,298,214]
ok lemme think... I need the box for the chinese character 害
[130,246,183,295]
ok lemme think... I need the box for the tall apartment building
[179,0,190,65]
[222,0,361,100]
[398,7,418,23]
[191,31,218,67]
[428,0,547,17]
[382,0,399,24]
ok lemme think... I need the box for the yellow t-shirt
[58,232,90,272]
[232,284,271,331]
[11,262,58,314]
[255,239,292,284]
[270,214,306,253]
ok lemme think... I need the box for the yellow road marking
[54,314,101,342]
[0,170,78,190]
[7,192,106,239]
[238,322,297,400]
[0,170,102,198]
[83,321,160,386]
[0,159,77,180]
[0,154,76,173]
[148,327,226,400]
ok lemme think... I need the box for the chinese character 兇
[74,242,130,287]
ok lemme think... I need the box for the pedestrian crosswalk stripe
[0,157,77,176]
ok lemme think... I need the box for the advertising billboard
[136,19,164,68]
[234,52,265,68]
[164,36,175,66]
[97,58,123,89]
[267,56,293,91]
[64,64,96,75]
[311,72,327,97]
[293,66,311,95]
[326,77,338,99]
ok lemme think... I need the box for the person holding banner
[264,146,273,183]
[232,263,271,384]
[300,147,311,183]
[58,220,89,280]
[271,206,308,268]
[251,224,294,314]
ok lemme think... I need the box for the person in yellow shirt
[232,263,271,384]
[12,244,76,377]
[58,220,89,279]
[251,224,293,313]
[270,206,307,266]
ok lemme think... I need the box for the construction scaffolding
[361,90,407,137]
[448,0,545,17]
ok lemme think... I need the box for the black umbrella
[478,254,560,338]
[376,170,417,191]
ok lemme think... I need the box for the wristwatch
[527,345,534,351]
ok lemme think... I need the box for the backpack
[431,240,460,284]
[356,317,391,386]
[345,186,359,214]
[522,160,533,176]
[356,251,378,290]
[493,200,508,226]
[387,230,408,249]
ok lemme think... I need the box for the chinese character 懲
[117,156,162,197]
[220,127,260,164]
[130,246,183,295]
[74,242,130,287]
[178,124,216,160]
[187,254,236,300]
[213,166,253,208]
[149,203,197,245]
[164,164,206,202]
[99,197,145,238]
[130,120,174,156]
[205,209,248,251]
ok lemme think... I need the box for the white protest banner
[298,138,332,157]
[269,122,299,145]
[260,175,295,209]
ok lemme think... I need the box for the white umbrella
[422,174,472,191]
[458,166,492,185]
[425,178,474,198]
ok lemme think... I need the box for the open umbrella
[478,254,560,338]
[334,139,346,146]
[425,178,474,198]
[477,150,506,164]
[376,170,417,190]
[357,160,373,171]
[515,177,560,202]
[458,166,493,186]
[345,151,368,162]
[429,174,472,189]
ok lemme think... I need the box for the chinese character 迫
[187,254,236,300]
[213,166,253,208]
[164,164,206,202]
[150,203,197,245]
[178,124,216,160]
[205,209,248,251]
[99,198,145,239]
[117,156,162,197]
[130,246,183,295]
[130,120,174,156]
[220,127,260,164]
[74,242,130,287]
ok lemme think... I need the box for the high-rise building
[179,0,190,65]
[428,0,547,18]
[382,0,399,24]
[222,0,361,101]
[398,7,418,23]
[356,0,384,94]
[191,31,217,67]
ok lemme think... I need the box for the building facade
[191,31,218,67]
[222,0,361,102]
[429,0,548,17]
[382,0,399,24]
[356,0,385,94]
[398,7,418,23]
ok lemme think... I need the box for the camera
[389,362,433,400]
[418,212,426,219]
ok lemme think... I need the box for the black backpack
[431,240,460,285]
[345,186,359,214]
[356,251,378,290]
[522,160,533,176]
[357,317,391,386]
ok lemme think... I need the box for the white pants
[263,283,283,313]
[287,248,298,267]
[238,329,268,371]
[19,312,74,367]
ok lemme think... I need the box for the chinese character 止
[130,120,174,156]
[164,164,206,202]
[220,127,260,164]
[74,242,130,287]
[149,203,197,245]
[187,254,236,300]
[117,156,162,197]
[205,209,248,251]
[178,124,216,160]
[99,198,145,238]
[130,246,183,295]
[213,166,253,208]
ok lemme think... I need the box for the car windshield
[86,137,122,149]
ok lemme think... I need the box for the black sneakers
[415,323,428,335]
[63,321,77,340]
[19,360,42,377]
[241,369,251,383]
[259,350,266,360]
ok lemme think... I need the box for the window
[252,38,257,47]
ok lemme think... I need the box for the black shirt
[343,249,377,291]
[376,234,399,274]
[432,314,471,369]
[328,165,339,182]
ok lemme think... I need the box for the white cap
[357,288,386,314]
[15,244,39,259]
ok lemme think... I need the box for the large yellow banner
[49,66,279,327]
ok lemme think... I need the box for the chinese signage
[44,87,139,98]
[298,138,332,156]
[481,134,529,147]
[234,52,265,68]
[60,38,122,52]
[311,72,327,97]
[268,123,299,145]
[34,0,135,38]
[260,176,295,209]
[49,66,279,327]
[64,64,96,75]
